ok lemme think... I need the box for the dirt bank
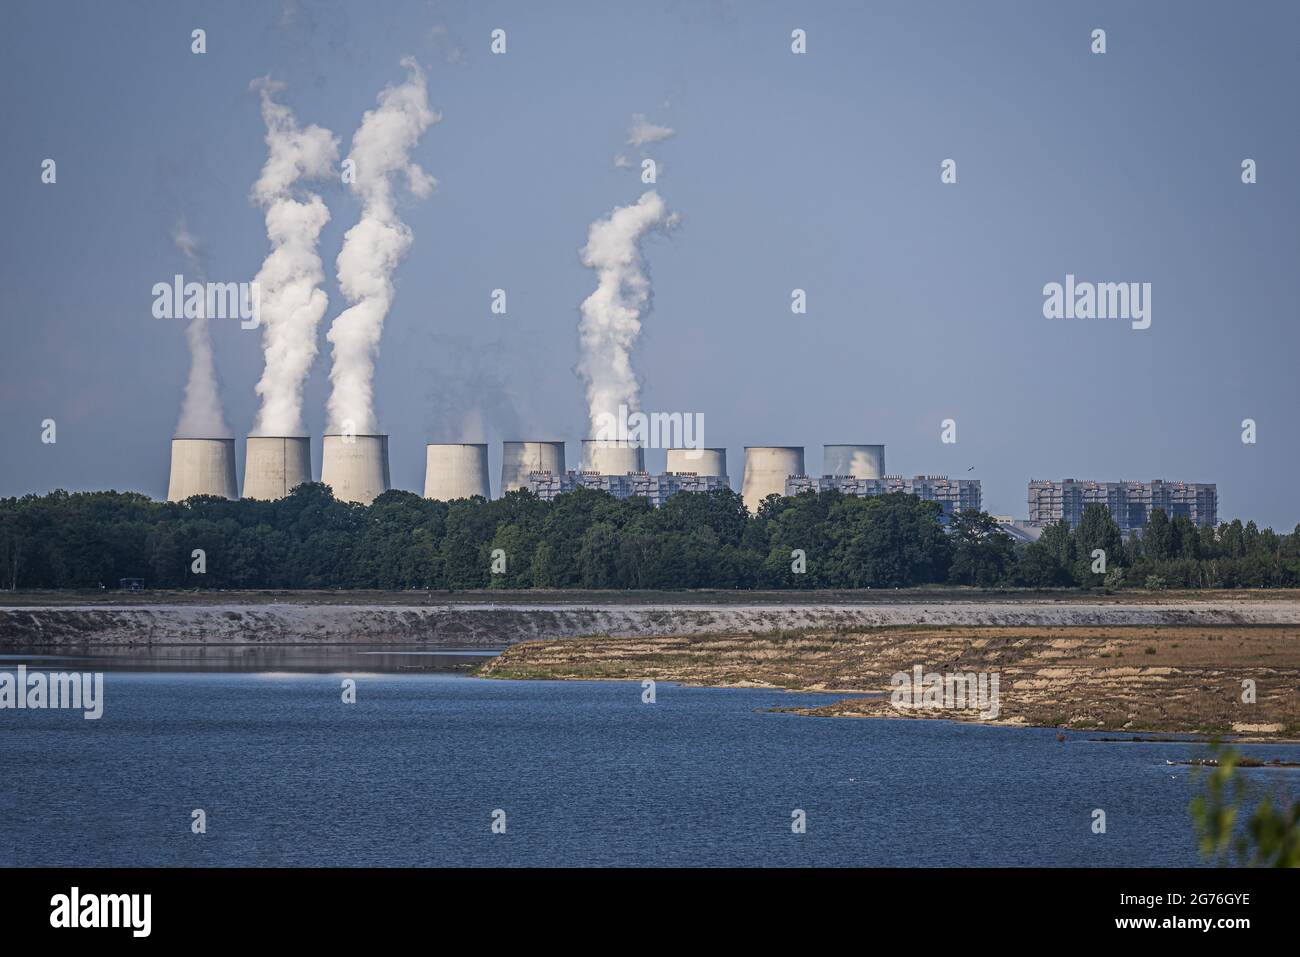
[479,624,1300,737]
[3,599,1300,647]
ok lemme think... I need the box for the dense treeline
[1016,505,1300,590]
[0,485,1297,591]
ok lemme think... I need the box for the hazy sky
[1,0,1297,526]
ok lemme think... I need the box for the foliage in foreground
[1191,743,1300,868]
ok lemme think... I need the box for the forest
[1,484,1297,591]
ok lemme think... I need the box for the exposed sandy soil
[478,625,1300,737]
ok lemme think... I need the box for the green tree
[530,541,556,588]
[1014,540,1074,587]
[946,511,1014,587]
[1145,508,1172,562]
[820,493,950,588]
[0,483,1294,593]
[577,521,621,588]
[1074,503,1124,584]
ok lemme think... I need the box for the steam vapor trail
[576,190,675,435]
[172,222,232,439]
[249,79,339,437]
[325,57,439,435]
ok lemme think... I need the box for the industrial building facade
[527,470,730,506]
[1027,479,1217,533]
[786,474,982,517]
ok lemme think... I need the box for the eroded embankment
[479,624,1300,737]
[1,599,1299,647]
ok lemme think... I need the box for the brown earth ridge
[477,625,1300,738]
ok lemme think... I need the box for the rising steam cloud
[576,190,675,435]
[172,222,232,439]
[249,79,338,437]
[627,113,674,148]
[325,57,439,435]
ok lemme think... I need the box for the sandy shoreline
[477,623,1300,739]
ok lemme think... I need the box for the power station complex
[1027,478,1218,532]
[165,437,960,514]
[165,437,1222,533]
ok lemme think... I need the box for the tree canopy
[0,486,1294,591]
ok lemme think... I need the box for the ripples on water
[1,649,1297,867]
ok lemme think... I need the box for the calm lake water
[2,650,1297,867]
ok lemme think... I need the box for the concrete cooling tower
[823,444,886,479]
[666,447,728,477]
[741,446,804,513]
[501,441,566,493]
[242,436,312,500]
[167,438,239,502]
[424,443,490,501]
[581,439,645,474]
[320,434,390,505]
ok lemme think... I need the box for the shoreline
[476,623,1300,739]
[4,596,1300,647]
[477,666,1300,743]
[5,592,1297,741]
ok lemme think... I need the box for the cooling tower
[666,447,728,477]
[320,434,390,505]
[501,441,566,493]
[167,438,238,502]
[823,444,886,479]
[741,446,805,513]
[424,443,491,501]
[581,439,645,474]
[242,436,312,500]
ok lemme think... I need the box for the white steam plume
[325,57,439,435]
[249,79,338,437]
[576,190,675,435]
[627,113,674,148]
[172,221,233,439]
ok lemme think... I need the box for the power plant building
[242,436,311,500]
[501,441,566,493]
[822,444,886,480]
[666,447,727,478]
[424,443,490,501]
[581,439,645,475]
[1027,479,1218,533]
[167,437,239,502]
[527,470,729,506]
[786,474,982,518]
[320,434,391,505]
[167,432,1228,541]
[741,446,805,513]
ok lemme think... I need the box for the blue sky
[1,0,1297,526]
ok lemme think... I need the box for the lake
[1,649,1297,867]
